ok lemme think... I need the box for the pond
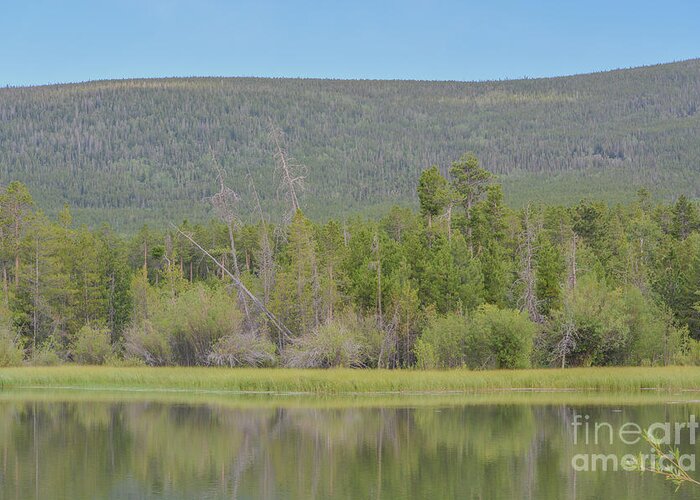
[0,391,699,499]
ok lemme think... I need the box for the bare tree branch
[246,166,275,305]
[206,152,251,321]
[517,205,543,323]
[269,122,306,226]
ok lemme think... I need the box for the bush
[0,320,23,367]
[282,313,382,368]
[207,333,277,367]
[414,314,470,368]
[125,284,246,366]
[414,306,536,369]
[124,320,172,366]
[70,324,112,365]
[27,339,62,366]
[161,286,244,366]
[535,276,684,367]
[535,276,627,367]
[471,305,536,369]
[413,339,437,369]
[675,331,700,366]
[623,288,684,365]
[104,352,145,367]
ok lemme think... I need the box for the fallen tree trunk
[170,223,293,342]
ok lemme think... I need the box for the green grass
[1,366,700,394]
[2,389,698,410]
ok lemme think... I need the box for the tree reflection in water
[0,398,697,499]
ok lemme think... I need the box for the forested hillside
[1,59,699,228]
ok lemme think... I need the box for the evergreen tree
[417,166,449,227]
[449,153,491,253]
[535,234,565,316]
[272,211,320,337]
[473,185,512,306]
[420,234,484,314]
[671,195,699,240]
[0,182,33,292]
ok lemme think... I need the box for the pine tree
[473,185,512,306]
[671,195,699,240]
[317,220,345,322]
[655,233,700,338]
[417,166,449,228]
[271,210,319,337]
[449,153,491,253]
[0,182,33,290]
[420,234,484,314]
[535,234,564,317]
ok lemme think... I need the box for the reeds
[1,366,700,394]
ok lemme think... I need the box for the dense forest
[1,59,699,228]
[1,152,699,368]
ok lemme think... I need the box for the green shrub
[123,320,172,366]
[535,276,685,367]
[0,322,23,367]
[104,352,145,367]
[207,333,277,367]
[70,324,112,365]
[282,313,382,368]
[125,284,245,366]
[160,285,244,366]
[414,306,536,369]
[27,339,62,366]
[413,339,438,369]
[675,333,700,366]
[623,288,684,365]
[414,313,470,368]
[471,305,536,369]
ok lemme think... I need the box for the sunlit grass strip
[1,366,700,394]
[1,388,698,410]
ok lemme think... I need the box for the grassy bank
[1,366,700,394]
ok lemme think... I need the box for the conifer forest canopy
[0,59,699,229]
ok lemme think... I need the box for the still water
[0,391,699,499]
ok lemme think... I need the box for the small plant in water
[636,432,700,491]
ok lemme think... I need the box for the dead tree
[171,223,293,342]
[517,206,543,323]
[208,157,250,321]
[0,225,8,308]
[370,233,383,329]
[554,318,578,368]
[435,197,456,242]
[378,314,398,369]
[555,232,581,368]
[246,167,275,305]
[567,233,578,291]
[32,237,39,351]
[438,187,461,242]
[269,123,306,226]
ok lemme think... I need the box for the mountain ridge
[9,57,699,88]
[1,58,699,229]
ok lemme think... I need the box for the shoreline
[1,366,700,394]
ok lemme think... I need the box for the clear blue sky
[2,0,698,86]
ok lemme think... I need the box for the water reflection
[0,395,698,499]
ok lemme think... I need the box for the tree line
[1,152,699,368]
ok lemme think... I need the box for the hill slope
[1,59,699,228]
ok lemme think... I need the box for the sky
[1,0,699,86]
